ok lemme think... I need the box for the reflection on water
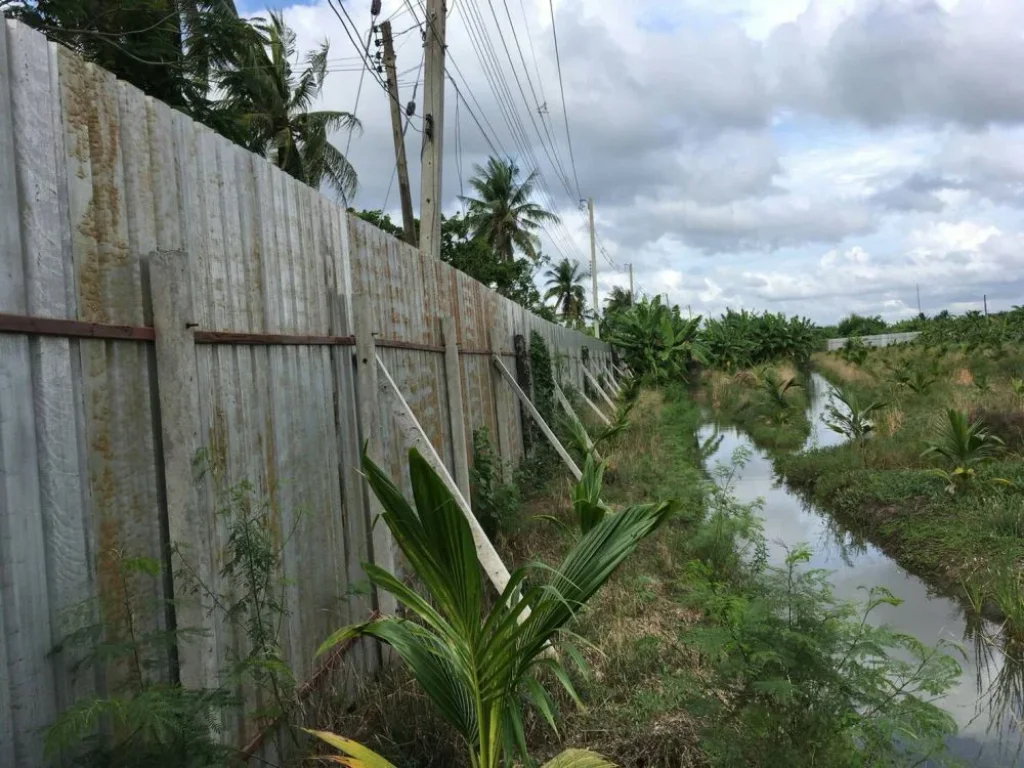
[697,373,1024,767]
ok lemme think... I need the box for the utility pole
[628,263,634,303]
[916,283,922,315]
[380,20,416,245]
[419,0,446,261]
[984,294,989,317]
[588,197,599,338]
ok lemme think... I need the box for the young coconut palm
[922,409,1003,493]
[311,448,673,767]
[824,387,885,441]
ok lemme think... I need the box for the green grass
[312,385,961,767]
[778,344,1024,616]
[699,365,812,451]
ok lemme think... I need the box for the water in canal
[698,373,1024,767]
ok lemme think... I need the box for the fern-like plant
[313,448,673,768]
[44,552,235,768]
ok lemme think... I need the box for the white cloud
[260,0,1024,322]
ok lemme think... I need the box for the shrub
[682,546,960,767]
[469,427,521,538]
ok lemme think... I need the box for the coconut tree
[462,157,560,262]
[543,258,588,325]
[922,409,1003,492]
[604,286,634,315]
[310,448,672,767]
[15,0,257,142]
[218,11,360,198]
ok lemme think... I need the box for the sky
[238,0,1024,324]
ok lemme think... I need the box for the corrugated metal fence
[0,19,614,765]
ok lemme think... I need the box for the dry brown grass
[952,367,974,387]
[775,360,799,381]
[881,406,904,437]
[811,351,874,384]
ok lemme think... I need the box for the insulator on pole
[406,101,416,116]
[371,0,382,16]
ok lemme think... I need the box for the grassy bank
[778,347,1024,621]
[315,386,960,767]
[697,362,811,451]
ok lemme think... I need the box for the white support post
[354,295,397,617]
[583,363,617,412]
[580,391,612,426]
[492,355,582,481]
[603,359,622,395]
[553,382,601,461]
[442,317,471,502]
[376,355,520,599]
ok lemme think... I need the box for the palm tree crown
[219,12,360,199]
[605,286,634,314]
[462,157,560,262]
[544,259,588,324]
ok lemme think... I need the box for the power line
[325,0,423,128]
[494,0,577,201]
[547,0,582,199]
[341,4,380,191]
[393,0,589,267]
[457,0,588,263]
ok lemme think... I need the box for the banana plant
[606,296,705,382]
[313,448,673,768]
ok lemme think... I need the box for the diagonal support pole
[580,390,612,426]
[583,364,617,413]
[553,382,602,461]
[603,360,622,395]
[375,355,517,596]
[491,355,582,481]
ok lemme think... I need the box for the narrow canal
[698,373,1023,767]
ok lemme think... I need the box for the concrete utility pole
[419,0,447,261]
[588,197,599,338]
[380,21,416,245]
[628,263,634,303]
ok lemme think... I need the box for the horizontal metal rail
[0,311,156,341]
[0,312,513,354]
